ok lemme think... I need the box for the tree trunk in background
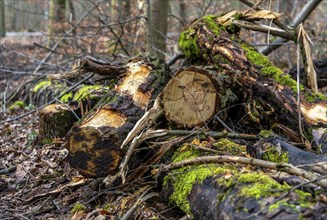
[179,0,187,29]
[146,0,169,60]
[110,0,116,20]
[121,0,130,21]
[47,0,66,47]
[0,0,5,37]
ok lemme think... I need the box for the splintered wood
[65,56,169,177]
[162,67,219,127]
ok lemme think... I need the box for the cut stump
[38,104,80,144]
[162,67,219,128]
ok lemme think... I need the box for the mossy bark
[162,139,326,220]
[38,104,80,144]
[178,14,327,136]
[66,55,170,177]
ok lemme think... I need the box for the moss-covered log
[178,14,327,135]
[162,139,327,220]
[38,103,80,144]
[66,56,170,177]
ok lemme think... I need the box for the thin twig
[145,129,259,140]
[258,0,323,55]
[214,115,235,133]
[296,41,304,142]
[239,0,292,32]
[232,20,293,40]
[121,187,159,220]
[166,53,185,66]
[0,166,17,175]
[54,98,80,120]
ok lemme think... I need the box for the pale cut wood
[162,68,219,127]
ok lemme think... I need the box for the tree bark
[0,0,5,37]
[47,0,66,47]
[146,0,169,60]
[66,56,170,177]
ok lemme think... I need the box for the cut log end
[66,109,127,177]
[66,126,122,177]
[162,68,219,127]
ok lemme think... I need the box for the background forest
[1,0,327,109]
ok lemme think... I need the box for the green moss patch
[262,144,289,163]
[70,202,86,214]
[259,129,275,138]
[238,173,288,199]
[304,92,327,102]
[179,28,201,59]
[33,80,52,92]
[240,43,303,93]
[201,15,224,35]
[73,85,109,101]
[165,139,313,216]
[165,144,237,215]
[59,92,73,103]
[261,66,302,92]
[268,190,313,213]
[213,138,246,156]
[9,100,25,111]
[240,43,327,101]
[178,15,226,59]
[241,44,271,68]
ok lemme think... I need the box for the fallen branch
[232,20,293,40]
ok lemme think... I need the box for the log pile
[38,10,327,220]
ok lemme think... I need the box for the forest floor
[0,110,182,219]
[0,39,183,220]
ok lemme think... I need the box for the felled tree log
[66,56,170,177]
[158,13,327,219]
[161,139,327,220]
[177,14,327,133]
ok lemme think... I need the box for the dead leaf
[72,175,85,183]
[15,164,27,182]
